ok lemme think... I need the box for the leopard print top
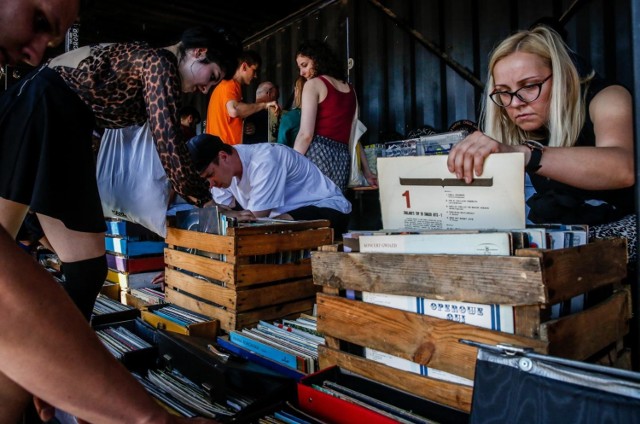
[52,42,211,206]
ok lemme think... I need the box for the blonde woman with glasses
[447,25,635,261]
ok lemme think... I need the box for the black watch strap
[522,140,545,173]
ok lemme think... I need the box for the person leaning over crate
[187,133,352,237]
[0,25,240,321]
[447,25,636,262]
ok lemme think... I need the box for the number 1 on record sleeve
[402,190,411,208]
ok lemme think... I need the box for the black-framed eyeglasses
[489,74,553,107]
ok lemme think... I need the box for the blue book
[105,237,165,256]
[216,337,306,380]
[228,330,303,371]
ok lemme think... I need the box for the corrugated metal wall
[243,0,632,144]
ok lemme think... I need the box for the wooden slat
[166,288,315,332]
[164,249,235,288]
[541,288,631,359]
[518,238,627,303]
[324,335,341,350]
[236,228,333,256]
[165,268,236,309]
[166,270,317,312]
[122,292,152,311]
[233,298,316,330]
[165,227,236,257]
[235,278,318,311]
[317,243,342,252]
[319,345,473,413]
[312,252,546,305]
[513,305,542,338]
[317,293,547,380]
[235,259,312,286]
[228,219,331,236]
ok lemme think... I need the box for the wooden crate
[311,238,631,413]
[164,220,333,332]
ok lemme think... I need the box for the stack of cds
[96,326,153,359]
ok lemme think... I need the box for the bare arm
[293,79,321,155]
[448,85,634,190]
[226,99,279,119]
[358,142,378,187]
[532,85,634,190]
[0,228,216,424]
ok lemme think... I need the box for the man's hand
[151,271,165,291]
[34,397,90,424]
[221,209,257,222]
[265,101,280,113]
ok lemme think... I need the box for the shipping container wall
[244,0,632,144]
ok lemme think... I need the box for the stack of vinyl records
[133,368,254,419]
[219,314,324,379]
[145,304,211,327]
[96,325,153,359]
[91,294,139,326]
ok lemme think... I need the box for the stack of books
[103,218,165,302]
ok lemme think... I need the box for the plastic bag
[347,119,368,188]
[96,122,170,237]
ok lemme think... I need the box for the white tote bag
[96,123,170,237]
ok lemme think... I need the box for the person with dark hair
[0,25,240,320]
[0,3,228,423]
[179,105,202,139]
[447,26,635,260]
[206,50,279,145]
[293,40,372,190]
[187,133,352,236]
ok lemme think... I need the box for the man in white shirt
[187,133,352,236]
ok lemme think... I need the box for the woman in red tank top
[293,40,356,191]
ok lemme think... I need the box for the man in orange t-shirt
[205,50,278,144]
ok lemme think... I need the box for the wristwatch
[522,140,545,173]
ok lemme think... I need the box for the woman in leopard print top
[0,26,239,320]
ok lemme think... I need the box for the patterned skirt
[589,214,637,263]
[306,134,350,191]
